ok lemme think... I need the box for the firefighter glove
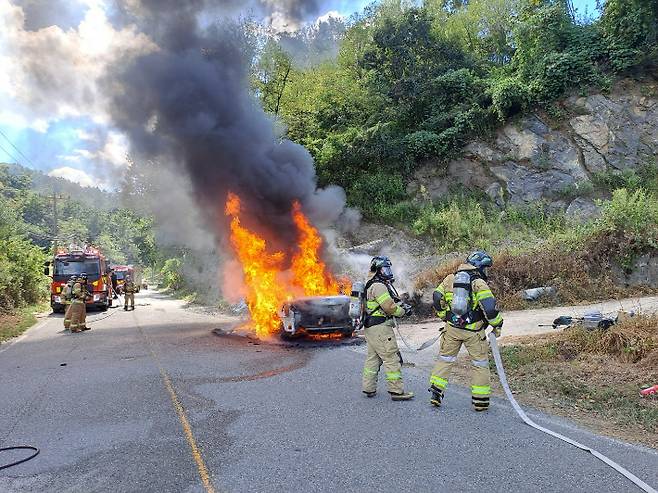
[491,325,502,338]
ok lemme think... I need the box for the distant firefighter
[62,275,78,330]
[124,275,136,311]
[69,273,91,333]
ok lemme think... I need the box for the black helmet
[466,251,493,276]
[79,273,88,282]
[370,256,395,282]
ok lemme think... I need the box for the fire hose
[489,333,657,493]
[0,446,39,471]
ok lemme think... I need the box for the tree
[252,40,293,115]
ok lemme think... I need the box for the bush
[404,131,442,160]
[161,258,185,291]
[0,199,47,313]
[489,76,530,119]
[412,199,501,252]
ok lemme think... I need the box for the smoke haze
[104,0,349,257]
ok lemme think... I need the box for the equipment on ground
[640,385,658,397]
[539,310,632,331]
[489,333,657,493]
[44,246,112,312]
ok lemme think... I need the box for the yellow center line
[137,322,216,493]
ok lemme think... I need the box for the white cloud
[58,130,130,169]
[0,0,157,129]
[48,166,100,187]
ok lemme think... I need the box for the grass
[496,314,658,448]
[415,187,658,310]
[0,302,49,344]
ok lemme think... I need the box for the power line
[0,128,38,168]
[0,140,23,165]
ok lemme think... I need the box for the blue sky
[0,0,602,188]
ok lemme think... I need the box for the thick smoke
[105,0,349,255]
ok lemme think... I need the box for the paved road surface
[1,291,656,492]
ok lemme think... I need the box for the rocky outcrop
[612,254,658,288]
[407,78,658,211]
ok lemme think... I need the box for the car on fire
[278,282,365,340]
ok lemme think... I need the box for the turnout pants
[362,322,404,394]
[429,324,491,410]
[63,303,72,329]
[124,293,135,308]
[69,301,87,332]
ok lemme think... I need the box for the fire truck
[45,246,112,313]
[111,265,142,294]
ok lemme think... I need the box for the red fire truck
[45,246,112,313]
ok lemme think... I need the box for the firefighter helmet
[466,251,493,276]
[370,256,395,281]
[79,273,88,282]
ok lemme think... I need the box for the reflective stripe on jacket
[366,281,404,322]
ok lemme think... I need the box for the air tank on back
[349,281,365,320]
[451,271,471,316]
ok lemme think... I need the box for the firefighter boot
[363,391,376,398]
[429,385,444,407]
[390,391,415,401]
[124,305,128,311]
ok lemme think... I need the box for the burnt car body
[279,292,363,339]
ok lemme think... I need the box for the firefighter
[110,268,118,299]
[362,256,414,401]
[69,273,91,333]
[62,275,77,330]
[429,251,503,411]
[123,275,136,311]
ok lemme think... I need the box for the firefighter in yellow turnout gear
[362,256,414,401]
[69,273,91,333]
[62,275,77,330]
[429,251,503,411]
[123,275,136,311]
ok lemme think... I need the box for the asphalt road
[1,291,657,493]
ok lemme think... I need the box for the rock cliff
[408,77,658,220]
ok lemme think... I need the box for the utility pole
[46,191,67,251]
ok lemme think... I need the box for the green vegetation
[416,184,658,309]
[498,314,658,447]
[253,0,658,219]
[0,163,161,314]
[0,302,49,343]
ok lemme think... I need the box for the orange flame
[291,201,339,297]
[225,193,288,338]
[224,193,343,337]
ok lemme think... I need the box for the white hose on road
[489,333,657,493]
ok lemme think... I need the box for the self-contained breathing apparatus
[447,269,485,330]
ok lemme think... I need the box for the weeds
[498,315,658,444]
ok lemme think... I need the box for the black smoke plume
[105,0,347,252]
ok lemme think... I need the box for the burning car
[278,282,365,340]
